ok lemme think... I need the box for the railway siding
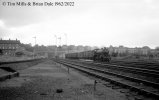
[70,59,159,82]
[54,59,159,99]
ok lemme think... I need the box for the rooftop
[0,39,20,44]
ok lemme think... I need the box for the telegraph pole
[64,33,67,45]
[58,37,61,47]
[54,35,57,46]
[64,33,68,54]
[33,36,36,59]
[54,35,57,58]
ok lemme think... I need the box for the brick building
[0,39,21,56]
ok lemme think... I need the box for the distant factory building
[0,39,21,56]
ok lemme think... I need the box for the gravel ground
[0,60,129,100]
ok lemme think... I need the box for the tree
[142,46,150,49]
[20,43,34,52]
[111,52,118,57]
[15,51,24,56]
[155,46,159,51]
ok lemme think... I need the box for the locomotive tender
[65,48,111,62]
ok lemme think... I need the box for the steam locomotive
[65,48,111,62]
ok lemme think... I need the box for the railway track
[53,59,159,99]
[66,59,159,84]
[70,59,159,79]
[109,60,159,70]
[80,59,159,71]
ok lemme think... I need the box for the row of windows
[0,44,19,46]
[0,44,19,49]
[2,51,15,55]
[0,46,18,49]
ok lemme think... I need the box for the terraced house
[0,39,21,56]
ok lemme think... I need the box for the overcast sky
[0,0,159,48]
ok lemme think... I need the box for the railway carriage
[66,52,78,59]
[65,48,111,62]
[78,52,83,59]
